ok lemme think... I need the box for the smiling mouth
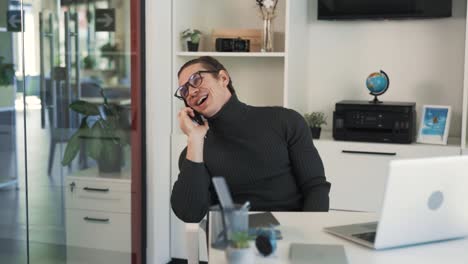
[196,95,208,106]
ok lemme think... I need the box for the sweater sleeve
[285,110,331,211]
[170,147,212,223]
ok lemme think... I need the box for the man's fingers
[179,107,194,119]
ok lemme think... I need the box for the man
[171,56,331,223]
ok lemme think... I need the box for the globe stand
[370,95,383,104]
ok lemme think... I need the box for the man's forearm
[303,185,330,212]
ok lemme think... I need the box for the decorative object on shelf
[100,42,119,61]
[215,37,250,52]
[0,56,15,108]
[366,70,390,104]
[304,112,327,139]
[417,105,451,145]
[255,0,278,52]
[61,89,131,173]
[82,55,96,70]
[0,56,14,86]
[181,28,202,52]
[225,231,254,264]
[212,28,261,52]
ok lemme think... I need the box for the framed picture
[417,105,451,145]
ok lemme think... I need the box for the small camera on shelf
[215,37,250,52]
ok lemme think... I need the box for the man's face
[178,63,231,118]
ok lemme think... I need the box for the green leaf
[70,100,100,115]
[61,117,88,166]
[86,122,103,160]
[61,131,81,166]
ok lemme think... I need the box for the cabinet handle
[84,217,110,223]
[342,150,397,156]
[83,187,110,192]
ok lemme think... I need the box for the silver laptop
[324,155,468,249]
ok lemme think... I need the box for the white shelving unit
[176,51,286,57]
[171,0,309,129]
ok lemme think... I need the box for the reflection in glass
[0,0,134,263]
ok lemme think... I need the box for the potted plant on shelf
[181,28,202,52]
[0,56,15,108]
[304,112,327,139]
[82,55,96,70]
[61,89,131,173]
[100,42,118,60]
[225,231,254,264]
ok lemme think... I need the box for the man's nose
[188,86,200,97]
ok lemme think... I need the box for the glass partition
[0,0,144,263]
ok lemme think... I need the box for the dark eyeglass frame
[174,70,218,100]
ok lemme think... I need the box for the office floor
[0,106,129,264]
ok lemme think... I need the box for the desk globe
[366,70,389,103]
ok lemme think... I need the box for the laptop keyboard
[352,232,376,243]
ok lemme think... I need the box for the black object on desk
[249,212,280,228]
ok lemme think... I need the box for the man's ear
[218,70,230,87]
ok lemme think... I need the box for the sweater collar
[207,94,249,131]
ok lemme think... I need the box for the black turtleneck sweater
[171,95,331,223]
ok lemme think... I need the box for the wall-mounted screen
[318,0,452,20]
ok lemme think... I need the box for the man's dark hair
[177,56,236,94]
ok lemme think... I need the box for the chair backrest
[46,80,79,140]
[80,81,102,97]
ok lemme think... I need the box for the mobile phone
[191,110,204,125]
[184,100,204,125]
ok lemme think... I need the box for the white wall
[305,0,467,138]
[145,0,171,263]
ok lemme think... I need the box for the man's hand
[178,107,209,162]
[178,107,209,139]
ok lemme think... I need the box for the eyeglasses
[174,70,218,99]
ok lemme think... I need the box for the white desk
[209,211,468,264]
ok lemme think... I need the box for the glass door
[0,0,24,262]
[0,0,144,263]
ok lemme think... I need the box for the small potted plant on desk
[225,231,254,264]
[181,28,202,52]
[61,89,130,173]
[304,112,327,139]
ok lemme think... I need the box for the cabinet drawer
[66,209,131,252]
[315,140,460,212]
[66,178,131,213]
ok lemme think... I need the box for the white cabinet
[315,132,461,212]
[65,168,131,263]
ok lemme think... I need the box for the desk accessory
[255,227,277,256]
[211,177,251,249]
[249,212,280,228]
[289,243,348,264]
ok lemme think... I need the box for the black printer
[333,100,416,144]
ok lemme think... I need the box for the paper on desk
[289,243,348,264]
